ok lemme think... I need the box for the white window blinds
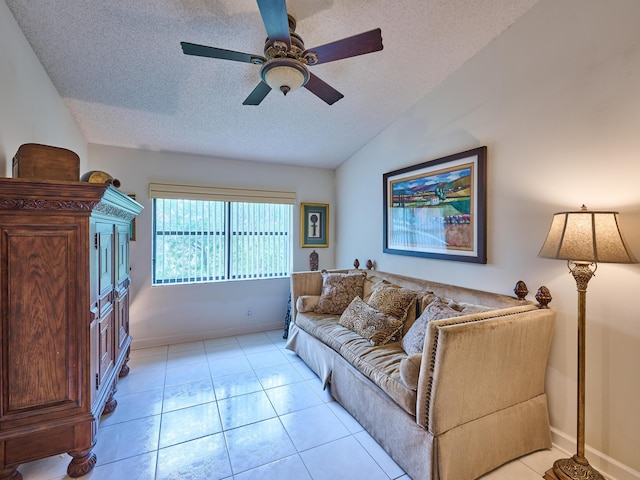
[150,183,294,285]
[149,183,296,205]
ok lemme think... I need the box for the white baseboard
[130,321,286,349]
[551,428,640,480]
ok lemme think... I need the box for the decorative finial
[535,286,552,308]
[514,280,528,300]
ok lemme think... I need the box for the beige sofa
[285,269,555,480]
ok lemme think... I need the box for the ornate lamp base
[544,456,605,480]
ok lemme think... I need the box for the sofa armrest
[290,268,355,319]
[415,305,555,432]
[290,270,349,320]
[291,271,323,320]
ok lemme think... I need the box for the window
[150,184,294,285]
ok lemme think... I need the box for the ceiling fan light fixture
[261,58,309,96]
[180,4,382,105]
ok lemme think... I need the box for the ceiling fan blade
[304,73,344,105]
[306,28,383,65]
[243,81,272,105]
[256,0,291,49]
[181,42,265,64]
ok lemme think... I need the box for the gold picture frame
[300,203,328,248]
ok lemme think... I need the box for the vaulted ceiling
[6,0,539,168]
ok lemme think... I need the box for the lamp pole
[545,261,603,480]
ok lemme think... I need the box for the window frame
[150,190,294,286]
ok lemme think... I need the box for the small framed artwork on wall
[301,203,329,248]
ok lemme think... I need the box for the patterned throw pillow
[401,297,463,355]
[339,297,404,346]
[314,271,366,315]
[362,276,391,302]
[367,284,417,321]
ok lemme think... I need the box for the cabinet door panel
[95,223,113,311]
[90,319,99,404]
[116,288,129,352]
[1,227,80,420]
[116,224,129,286]
[98,308,115,386]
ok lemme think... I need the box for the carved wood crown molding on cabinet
[0,178,139,221]
[0,197,99,212]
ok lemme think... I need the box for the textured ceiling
[6,0,539,168]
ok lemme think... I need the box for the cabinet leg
[67,447,97,478]
[102,385,118,415]
[0,466,22,480]
[119,347,131,378]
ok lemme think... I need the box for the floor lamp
[538,205,637,480]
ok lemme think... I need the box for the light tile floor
[18,330,566,480]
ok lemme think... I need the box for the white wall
[0,0,86,175]
[88,144,335,348]
[336,0,640,477]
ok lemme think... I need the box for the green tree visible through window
[153,199,292,284]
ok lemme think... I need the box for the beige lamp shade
[538,206,638,264]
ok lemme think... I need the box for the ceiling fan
[180,0,383,106]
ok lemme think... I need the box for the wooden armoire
[0,178,143,479]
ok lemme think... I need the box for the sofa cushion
[295,312,348,353]
[294,310,417,416]
[419,292,493,317]
[451,301,495,315]
[401,297,463,355]
[338,297,404,346]
[338,335,417,416]
[367,284,417,323]
[314,271,366,315]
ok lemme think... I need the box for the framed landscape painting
[301,203,329,248]
[383,146,487,263]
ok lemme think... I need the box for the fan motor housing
[264,32,306,61]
